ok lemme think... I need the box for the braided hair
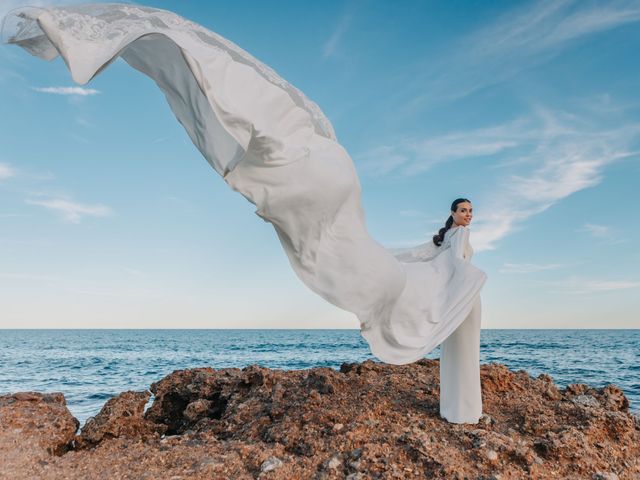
[432,198,471,246]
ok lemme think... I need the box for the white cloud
[152,134,174,144]
[577,222,627,245]
[75,115,92,127]
[0,272,54,281]
[402,0,640,111]
[470,206,544,252]
[32,86,100,96]
[354,144,409,176]
[0,163,16,180]
[580,223,610,238]
[70,133,90,144]
[499,262,568,274]
[121,266,145,277]
[542,276,640,294]
[25,195,112,223]
[398,210,443,227]
[323,12,352,60]
[539,2,640,47]
[356,119,529,176]
[569,92,640,115]
[587,280,640,291]
[399,209,425,218]
[358,104,640,251]
[62,284,162,299]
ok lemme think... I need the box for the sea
[1,329,638,426]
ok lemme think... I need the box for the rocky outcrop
[75,390,167,449]
[1,360,639,479]
[0,392,79,478]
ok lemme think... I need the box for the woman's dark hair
[432,198,471,246]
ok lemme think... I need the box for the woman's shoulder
[445,225,464,236]
[444,225,470,243]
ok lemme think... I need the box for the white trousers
[439,295,482,424]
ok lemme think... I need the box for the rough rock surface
[1,360,639,479]
[75,390,167,449]
[0,392,79,474]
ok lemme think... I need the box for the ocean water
[0,329,638,426]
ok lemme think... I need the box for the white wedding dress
[3,4,486,420]
[438,226,483,423]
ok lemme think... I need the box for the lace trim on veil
[1,3,336,141]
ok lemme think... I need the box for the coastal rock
[0,392,79,477]
[602,385,630,411]
[75,390,167,449]
[1,360,639,479]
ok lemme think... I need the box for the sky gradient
[1,0,639,329]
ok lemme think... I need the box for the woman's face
[452,202,473,226]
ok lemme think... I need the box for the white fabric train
[2,3,486,364]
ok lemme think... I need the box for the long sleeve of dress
[450,227,470,262]
[389,241,441,263]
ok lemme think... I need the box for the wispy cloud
[0,162,16,180]
[0,237,50,246]
[580,223,610,238]
[70,133,90,144]
[151,134,174,144]
[577,222,627,245]
[0,165,55,183]
[499,262,569,274]
[402,0,640,112]
[32,86,100,96]
[25,195,112,223]
[399,209,426,218]
[0,272,55,281]
[356,118,529,176]
[355,144,410,176]
[322,12,352,60]
[568,92,640,115]
[354,2,640,253]
[542,276,640,294]
[62,286,161,299]
[74,115,92,127]
[121,266,145,277]
[359,103,640,251]
[398,210,443,227]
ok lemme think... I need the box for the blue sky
[1,0,639,329]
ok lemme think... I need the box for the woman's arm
[451,226,470,261]
[388,241,440,263]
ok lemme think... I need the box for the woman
[4,4,486,423]
[433,198,483,424]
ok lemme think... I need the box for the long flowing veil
[2,3,486,365]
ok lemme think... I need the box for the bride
[433,198,483,424]
[2,3,487,424]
